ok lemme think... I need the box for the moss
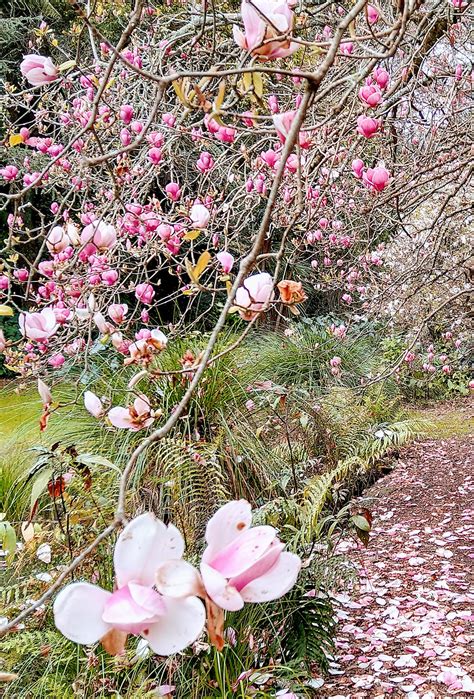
[408,401,473,439]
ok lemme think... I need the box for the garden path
[317,405,474,698]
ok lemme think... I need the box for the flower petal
[200,562,244,611]
[241,0,266,49]
[144,596,205,655]
[240,551,301,603]
[204,499,252,556]
[207,525,276,578]
[102,583,164,634]
[155,560,204,598]
[114,512,184,588]
[53,582,111,644]
[133,394,151,416]
[229,539,284,591]
[108,406,134,429]
[84,390,103,418]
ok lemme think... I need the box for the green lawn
[0,384,42,449]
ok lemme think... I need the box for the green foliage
[280,588,336,671]
[381,335,471,401]
[0,316,20,377]
[0,324,428,697]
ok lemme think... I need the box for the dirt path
[318,433,474,698]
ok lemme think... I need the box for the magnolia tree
[0,0,472,653]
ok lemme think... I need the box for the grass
[408,398,473,439]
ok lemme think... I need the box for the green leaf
[351,514,371,531]
[0,522,17,564]
[77,453,120,473]
[30,467,54,514]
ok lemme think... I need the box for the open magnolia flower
[19,307,58,341]
[200,500,301,612]
[235,272,275,320]
[108,394,155,431]
[124,329,168,366]
[54,513,205,655]
[233,0,299,61]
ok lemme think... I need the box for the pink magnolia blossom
[162,112,176,128]
[0,165,19,182]
[340,41,354,55]
[120,128,132,146]
[216,251,235,273]
[367,4,379,23]
[233,0,299,61]
[273,111,310,148]
[352,158,365,178]
[213,125,235,143]
[20,54,58,86]
[362,166,390,191]
[84,391,105,418]
[38,378,52,406]
[94,312,114,335]
[196,151,214,173]
[54,513,205,655]
[358,84,382,107]
[46,225,70,254]
[135,283,155,305]
[14,268,29,282]
[235,272,275,320]
[102,269,119,286]
[356,115,380,138]
[373,66,390,89]
[189,204,210,229]
[165,182,181,201]
[0,329,6,352]
[199,500,301,611]
[119,104,134,124]
[81,221,117,250]
[108,303,128,324]
[126,329,168,365]
[48,353,65,368]
[19,308,58,341]
[108,394,155,431]
[148,147,162,165]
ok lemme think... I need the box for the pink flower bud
[20,54,58,86]
[165,182,181,201]
[162,112,176,127]
[120,128,132,146]
[356,115,380,138]
[189,203,210,229]
[362,166,390,192]
[0,165,19,182]
[352,158,365,178]
[119,104,134,124]
[367,4,379,24]
[135,282,155,305]
[373,67,390,89]
[358,84,382,107]
[148,147,162,165]
[216,251,234,274]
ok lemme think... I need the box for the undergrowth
[0,323,426,697]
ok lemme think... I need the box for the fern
[134,436,229,549]
[280,589,337,671]
[0,629,73,659]
[0,579,37,610]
